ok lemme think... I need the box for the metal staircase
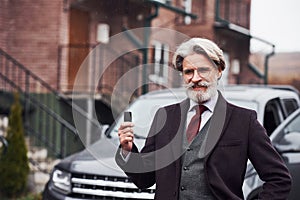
[0,48,102,158]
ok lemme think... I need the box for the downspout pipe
[251,36,276,85]
[142,4,159,94]
[264,44,275,85]
[141,2,197,94]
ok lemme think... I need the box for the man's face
[182,54,222,103]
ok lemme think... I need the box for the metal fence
[0,48,97,158]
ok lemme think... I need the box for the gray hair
[172,38,226,71]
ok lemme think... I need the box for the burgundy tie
[186,105,207,143]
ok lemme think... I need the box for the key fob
[124,111,132,122]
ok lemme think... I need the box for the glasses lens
[183,67,212,78]
[197,67,211,77]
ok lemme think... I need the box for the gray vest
[178,119,216,200]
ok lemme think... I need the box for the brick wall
[0,0,9,50]
[0,0,66,90]
[1,0,255,93]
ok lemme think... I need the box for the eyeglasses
[182,67,213,79]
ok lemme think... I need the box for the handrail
[0,48,85,157]
[0,48,56,94]
[0,72,78,133]
[0,45,141,156]
[215,0,250,29]
[0,72,79,158]
[0,48,102,131]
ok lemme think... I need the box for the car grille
[70,173,155,199]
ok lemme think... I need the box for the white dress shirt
[187,92,219,132]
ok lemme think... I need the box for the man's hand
[118,122,134,154]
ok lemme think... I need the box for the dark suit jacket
[116,92,291,200]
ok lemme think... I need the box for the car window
[283,113,300,134]
[264,99,284,136]
[282,98,299,116]
[276,112,300,149]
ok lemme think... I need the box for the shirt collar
[189,91,219,113]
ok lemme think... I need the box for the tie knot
[195,105,207,115]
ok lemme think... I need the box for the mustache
[183,81,211,89]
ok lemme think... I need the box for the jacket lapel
[199,91,232,158]
[170,98,189,188]
[170,98,190,159]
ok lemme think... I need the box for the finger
[119,122,134,130]
[118,127,134,136]
[122,135,133,143]
[120,134,134,144]
[119,132,134,140]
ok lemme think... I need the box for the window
[175,0,206,24]
[282,98,299,116]
[283,113,300,134]
[149,41,169,84]
[264,99,284,136]
[276,112,300,151]
[183,0,192,24]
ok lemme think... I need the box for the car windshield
[108,95,259,140]
[109,97,186,139]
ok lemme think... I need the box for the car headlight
[52,168,71,194]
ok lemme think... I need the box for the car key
[124,111,132,122]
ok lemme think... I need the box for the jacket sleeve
[115,143,156,189]
[248,111,292,199]
[115,108,163,189]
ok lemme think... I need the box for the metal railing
[0,45,142,157]
[0,48,102,158]
[0,72,79,158]
[57,44,142,114]
[57,44,142,96]
[215,0,250,28]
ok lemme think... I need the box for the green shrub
[17,193,42,200]
[0,93,30,198]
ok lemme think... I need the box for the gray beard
[185,81,218,103]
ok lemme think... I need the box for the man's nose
[191,70,202,82]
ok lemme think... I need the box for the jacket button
[183,166,189,170]
[180,186,186,191]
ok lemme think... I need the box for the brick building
[1,0,263,95]
[1,0,273,156]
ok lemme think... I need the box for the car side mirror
[101,124,110,137]
[0,135,8,154]
[275,132,300,153]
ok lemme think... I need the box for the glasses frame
[182,66,216,79]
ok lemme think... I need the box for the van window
[282,98,299,116]
[283,113,300,134]
[264,99,283,136]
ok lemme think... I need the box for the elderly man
[115,38,291,200]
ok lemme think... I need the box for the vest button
[183,166,189,170]
[180,186,186,191]
[187,148,192,151]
